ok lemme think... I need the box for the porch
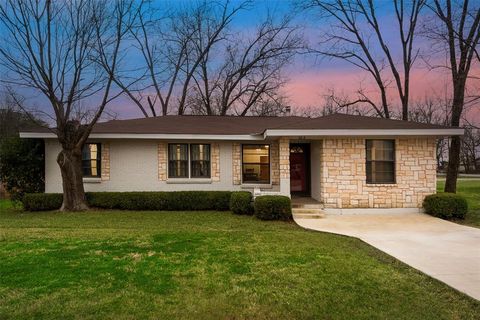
[253,138,322,202]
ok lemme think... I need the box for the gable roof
[20,113,464,140]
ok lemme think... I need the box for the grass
[437,179,480,227]
[0,207,479,319]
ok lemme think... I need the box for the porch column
[279,138,290,197]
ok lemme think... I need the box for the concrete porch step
[292,207,325,219]
[292,208,324,214]
[291,203,324,209]
[292,212,326,219]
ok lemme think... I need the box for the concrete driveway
[295,213,480,300]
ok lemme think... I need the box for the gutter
[19,128,464,140]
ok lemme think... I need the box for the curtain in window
[82,143,101,177]
[168,144,188,178]
[191,144,210,178]
[366,140,395,183]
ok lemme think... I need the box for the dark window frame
[82,143,101,178]
[168,143,189,178]
[241,144,271,184]
[365,139,396,184]
[190,143,211,179]
[167,143,212,179]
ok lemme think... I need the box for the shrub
[23,191,233,211]
[423,193,468,220]
[0,137,44,202]
[230,191,253,215]
[89,191,232,211]
[22,193,62,211]
[254,195,292,221]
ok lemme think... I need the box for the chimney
[284,106,291,116]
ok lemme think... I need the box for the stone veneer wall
[279,138,290,180]
[270,141,280,185]
[101,142,110,181]
[157,142,167,181]
[232,143,241,185]
[320,138,437,208]
[211,143,220,181]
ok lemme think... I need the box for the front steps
[292,203,325,219]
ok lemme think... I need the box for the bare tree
[460,125,480,173]
[426,0,480,192]
[190,15,303,116]
[115,1,249,116]
[301,0,426,119]
[0,0,138,210]
[409,97,452,169]
[0,91,41,141]
[321,87,381,116]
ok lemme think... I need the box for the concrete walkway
[295,213,480,300]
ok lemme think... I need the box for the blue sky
[1,0,478,123]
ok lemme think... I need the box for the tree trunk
[444,80,465,193]
[445,136,461,193]
[401,97,408,121]
[57,148,89,211]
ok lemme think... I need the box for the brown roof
[90,115,309,135]
[21,113,459,135]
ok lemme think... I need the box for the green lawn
[437,179,480,227]
[0,207,479,319]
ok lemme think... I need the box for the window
[168,144,189,178]
[191,144,211,178]
[82,143,101,177]
[242,144,270,184]
[366,140,395,184]
[168,144,211,179]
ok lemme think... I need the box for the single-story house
[20,114,463,213]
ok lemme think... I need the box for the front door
[290,144,310,196]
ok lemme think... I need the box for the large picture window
[242,144,270,184]
[366,140,395,184]
[168,144,211,179]
[82,143,101,177]
[191,144,211,178]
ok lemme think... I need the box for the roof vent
[284,106,291,116]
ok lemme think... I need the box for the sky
[1,0,479,124]
[108,0,480,123]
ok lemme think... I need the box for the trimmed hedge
[22,193,62,211]
[423,193,468,220]
[22,191,233,211]
[254,195,292,221]
[229,191,253,215]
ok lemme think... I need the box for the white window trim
[83,177,101,183]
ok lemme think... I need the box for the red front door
[290,144,309,194]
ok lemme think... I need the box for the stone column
[279,138,290,197]
[232,143,241,185]
[101,142,110,181]
[157,142,167,181]
[270,140,280,185]
[211,143,220,182]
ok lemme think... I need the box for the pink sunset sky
[282,62,480,123]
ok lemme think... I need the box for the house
[20,114,463,213]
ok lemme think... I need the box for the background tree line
[0,0,478,210]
